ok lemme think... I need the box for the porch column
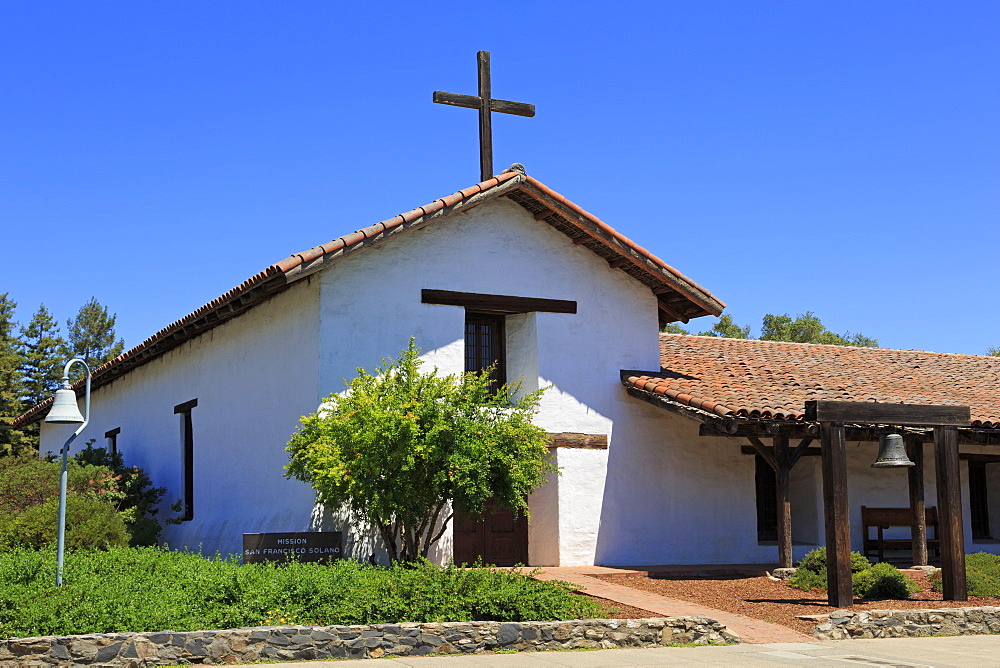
[906,435,928,567]
[774,434,793,569]
[820,421,852,607]
[934,425,967,600]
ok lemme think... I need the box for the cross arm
[433,91,535,117]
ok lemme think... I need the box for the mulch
[592,572,1000,635]
[586,596,660,620]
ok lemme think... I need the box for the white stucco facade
[38,190,999,569]
[39,196,656,567]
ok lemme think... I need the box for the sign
[242,531,343,564]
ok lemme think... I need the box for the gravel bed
[593,572,1000,635]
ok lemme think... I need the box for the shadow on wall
[309,501,454,567]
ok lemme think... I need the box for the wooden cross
[433,51,535,182]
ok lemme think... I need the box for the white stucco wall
[40,279,323,558]
[313,197,661,566]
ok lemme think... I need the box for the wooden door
[453,499,528,566]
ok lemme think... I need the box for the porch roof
[622,334,1000,429]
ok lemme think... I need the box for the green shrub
[796,547,871,574]
[1,496,129,550]
[0,547,606,638]
[789,547,870,591]
[74,444,166,546]
[930,552,1000,597]
[0,447,165,549]
[851,562,919,599]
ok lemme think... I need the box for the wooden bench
[861,506,940,564]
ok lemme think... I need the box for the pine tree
[67,297,125,374]
[20,304,70,407]
[0,293,30,456]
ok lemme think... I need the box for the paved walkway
[529,566,810,644]
[231,635,1000,666]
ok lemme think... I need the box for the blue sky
[2,2,997,356]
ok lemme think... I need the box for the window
[104,427,120,457]
[465,312,506,392]
[755,455,778,542]
[969,461,991,540]
[174,399,198,521]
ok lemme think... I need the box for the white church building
[17,166,1000,568]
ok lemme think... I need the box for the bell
[44,385,85,424]
[872,433,915,468]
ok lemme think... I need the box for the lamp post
[43,359,91,587]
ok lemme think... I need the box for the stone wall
[0,617,738,666]
[814,606,1000,640]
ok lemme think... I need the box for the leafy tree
[698,313,751,339]
[67,297,124,373]
[760,312,877,347]
[988,347,1000,357]
[285,340,555,563]
[0,293,30,457]
[683,311,878,347]
[19,304,70,407]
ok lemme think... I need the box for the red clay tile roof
[13,168,724,428]
[622,334,1000,428]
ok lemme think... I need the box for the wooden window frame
[174,399,198,522]
[465,312,506,392]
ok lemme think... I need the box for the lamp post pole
[44,359,91,587]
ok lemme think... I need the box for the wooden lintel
[173,398,199,414]
[608,259,629,269]
[546,433,608,450]
[572,235,594,245]
[422,289,577,314]
[805,400,970,427]
[534,210,557,221]
[959,453,1000,463]
[747,435,779,472]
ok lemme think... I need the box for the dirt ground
[591,572,1000,635]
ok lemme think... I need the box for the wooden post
[906,435,928,567]
[476,51,493,182]
[821,421,853,607]
[774,433,793,569]
[934,425,967,600]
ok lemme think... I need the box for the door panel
[453,499,528,566]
